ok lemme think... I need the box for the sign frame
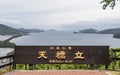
[14,46,110,65]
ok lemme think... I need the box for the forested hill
[18,28,44,33]
[74,28,120,38]
[0,24,26,35]
[79,29,98,33]
[0,24,44,35]
[99,28,120,34]
[74,28,120,34]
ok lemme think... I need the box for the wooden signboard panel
[14,46,110,65]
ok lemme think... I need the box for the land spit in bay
[0,34,25,48]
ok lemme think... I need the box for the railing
[0,55,14,70]
[112,49,120,70]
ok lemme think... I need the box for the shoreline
[0,48,14,57]
[0,34,27,48]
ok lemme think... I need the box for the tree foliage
[0,40,16,48]
[101,0,119,9]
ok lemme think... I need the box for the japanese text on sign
[38,46,85,63]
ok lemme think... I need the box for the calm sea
[0,48,13,56]
[7,31,120,48]
[1,31,120,56]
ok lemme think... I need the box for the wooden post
[10,64,12,70]
[105,65,108,70]
[90,64,94,70]
[12,63,16,69]
[34,64,36,69]
[29,64,33,70]
[25,64,27,70]
[112,50,116,70]
[112,60,116,70]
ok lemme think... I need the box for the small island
[73,28,98,34]
[113,33,120,38]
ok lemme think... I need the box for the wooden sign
[14,46,110,65]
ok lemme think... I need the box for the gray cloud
[0,0,120,30]
[58,18,120,31]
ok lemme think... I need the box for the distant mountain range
[98,28,120,34]
[0,24,44,35]
[1,24,120,38]
[74,28,120,38]
[74,28,120,34]
[18,28,44,33]
[0,24,26,35]
[74,29,98,33]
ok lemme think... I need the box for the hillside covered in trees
[74,28,120,38]
[0,24,44,35]
[0,24,26,35]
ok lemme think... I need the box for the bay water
[1,31,120,56]
[10,31,120,48]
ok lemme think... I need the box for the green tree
[101,0,119,9]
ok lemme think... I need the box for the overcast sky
[0,0,120,31]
